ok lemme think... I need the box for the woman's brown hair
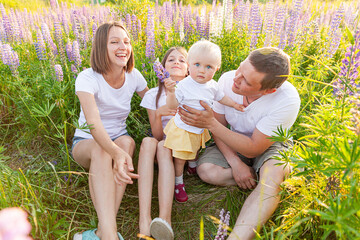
[155,47,188,108]
[91,21,134,74]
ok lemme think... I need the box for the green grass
[1,0,360,239]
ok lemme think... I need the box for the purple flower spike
[54,64,63,82]
[153,59,170,83]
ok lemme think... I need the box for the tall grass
[0,0,359,239]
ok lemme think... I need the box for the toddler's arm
[219,95,245,112]
[164,78,179,109]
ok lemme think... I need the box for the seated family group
[71,21,301,240]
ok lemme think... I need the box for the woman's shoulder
[126,67,143,78]
[77,68,101,80]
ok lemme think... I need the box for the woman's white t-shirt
[74,68,147,139]
[213,71,300,137]
[140,87,172,130]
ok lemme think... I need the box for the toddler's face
[188,54,219,84]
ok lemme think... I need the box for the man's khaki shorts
[197,141,291,175]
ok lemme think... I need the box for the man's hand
[231,161,257,189]
[112,149,139,185]
[178,100,215,129]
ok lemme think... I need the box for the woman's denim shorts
[71,132,130,155]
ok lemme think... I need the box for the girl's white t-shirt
[174,76,225,134]
[214,70,300,137]
[140,87,172,130]
[74,68,147,139]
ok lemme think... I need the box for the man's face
[232,58,268,97]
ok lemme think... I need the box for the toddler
[163,40,244,202]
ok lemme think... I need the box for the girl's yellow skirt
[163,118,211,160]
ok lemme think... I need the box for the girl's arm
[77,91,138,184]
[147,106,176,141]
[218,95,245,112]
[164,78,179,109]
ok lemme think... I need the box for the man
[178,47,300,239]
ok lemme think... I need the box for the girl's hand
[164,78,176,93]
[156,105,177,117]
[234,103,245,112]
[112,149,139,185]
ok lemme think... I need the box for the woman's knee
[141,137,158,149]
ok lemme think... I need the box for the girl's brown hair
[155,47,188,108]
[91,21,134,74]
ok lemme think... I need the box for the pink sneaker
[186,166,197,175]
[174,184,188,203]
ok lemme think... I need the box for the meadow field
[0,0,359,239]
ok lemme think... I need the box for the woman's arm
[77,91,138,184]
[137,87,149,99]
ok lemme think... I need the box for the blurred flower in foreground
[208,208,230,240]
[153,58,170,83]
[0,207,32,240]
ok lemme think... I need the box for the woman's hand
[112,148,139,185]
[178,100,215,129]
[156,105,177,118]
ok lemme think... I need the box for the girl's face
[107,26,132,69]
[164,50,188,81]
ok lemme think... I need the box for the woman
[138,47,189,240]
[72,22,148,240]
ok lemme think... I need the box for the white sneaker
[150,218,174,240]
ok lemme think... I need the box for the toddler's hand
[164,78,176,93]
[234,103,245,112]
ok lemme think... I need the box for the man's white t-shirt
[174,76,225,134]
[213,70,300,137]
[74,68,147,139]
[140,87,172,131]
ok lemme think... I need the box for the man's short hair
[187,40,221,67]
[91,21,134,74]
[248,47,290,90]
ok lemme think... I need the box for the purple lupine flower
[54,64,63,82]
[287,0,303,48]
[2,14,13,42]
[72,40,81,67]
[137,19,142,35]
[214,209,230,240]
[153,59,170,82]
[145,9,155,60]
[92,22,97,40]
[224,0,233,31]
[327,5,345,57]
[131,14,137,39]
[249,0,261,49]
[66,41,72,62]
[1,44,20,76]
[41,22,58,56]
[125,14,132,33]
[274,5,286,41]
[34,29,47,60]
[333,30,360,99]
[71,64,78,79]
[263,0,275,47]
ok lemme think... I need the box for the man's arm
[213,112,257,189]
[179,101,274,158]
